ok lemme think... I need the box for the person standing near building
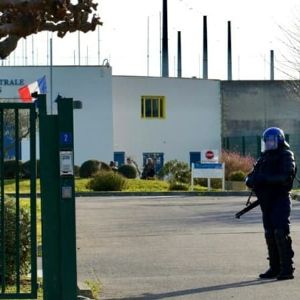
[245,127,296,280]
[126,157,141,178]
[141,158,155,179]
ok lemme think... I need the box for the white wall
[0,67,221,168]
[112,76,221,168]
[0,66,113,165]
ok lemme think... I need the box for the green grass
[4,179,41,193]
[3,178,211,193]
[75,178,91,192]
[124,178,170,191]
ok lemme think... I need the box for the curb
[6,191,251,198]
[8,191,300,199]
[75,191,250,197]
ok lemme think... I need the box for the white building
[0,66,221,170]
[0,66,113,164]
[112,76,221,170]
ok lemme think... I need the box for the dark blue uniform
[247,146,295,233]
[246,127,296,280]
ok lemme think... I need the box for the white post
[208,178,211,191]
[222,163,225,190]
[191,163,194,191]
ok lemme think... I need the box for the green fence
[0,96,77,300]
[223,134,300,187]
[222,136,261,158]
[222,134,293,159]
[0,103,37,299]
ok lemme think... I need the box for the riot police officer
[246,127,296,280]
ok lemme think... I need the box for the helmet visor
[262,135,278,151]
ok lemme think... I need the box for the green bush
[88,171,127,191]
[158,160,190,183]
[228,170,246,181]
[22,160,40,178]
[169,182,189,191]
[118,165,137,179]
[79,160,110,178]
[2,196,31,283]
[221,150,255,180]
[74,165,80,177]
[2,160,23,179]
[99,161,110,171]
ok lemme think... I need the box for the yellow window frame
[141,96,166,119]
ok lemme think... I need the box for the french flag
[18,76,47,102]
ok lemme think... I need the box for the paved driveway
[76,196,300,300]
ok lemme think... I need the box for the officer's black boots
[259,232,280,279]
[274,229,294,280]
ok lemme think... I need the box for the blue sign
[60,132,73,145]
[194,162,223,169]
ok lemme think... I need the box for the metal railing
[0,103,37,299]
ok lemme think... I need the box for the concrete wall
[221,80,300,161]
[112,76,221,168]
[221,80,300,137]
[0,66,113,164]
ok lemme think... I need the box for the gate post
[39,94,77,300]
[57,96,77,300]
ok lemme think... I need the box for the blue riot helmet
[262,127,285,151]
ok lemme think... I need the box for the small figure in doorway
[141,158,155,180]
[109,161,118,172]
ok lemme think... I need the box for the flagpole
[32,35,34,65]
[97,25,100,65]
[78,31,81,65]
[50,38,53,114]
[147,16,150,76]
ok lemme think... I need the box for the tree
[3,109,31,158]
[275,21,300,100]
[0,0,101,59]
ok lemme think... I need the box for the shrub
[74,165,80,177]
[99,161,110,171]
[3,160,23,179]
[80,160,110,178]
[88,171,127,191]
[2,196,31,283]
[158,160,190,183]
[228,170,246,181]
[221,150,255,180]
[118,165,137,179]
[22,160,40,178]
[169,181,189,191]
[79,160,99,178]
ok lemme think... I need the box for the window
[141,96,166,119]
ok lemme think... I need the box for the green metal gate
[0,103,37,298]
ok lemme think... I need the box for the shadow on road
[106,278,277,300]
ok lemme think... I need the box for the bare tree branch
[0,0,101,58]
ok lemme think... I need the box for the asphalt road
[76,196,300,300]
